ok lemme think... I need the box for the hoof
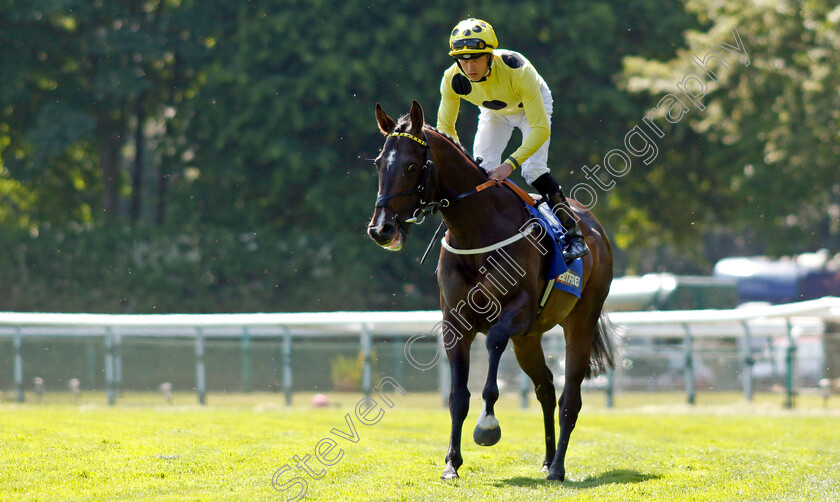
[546,469,565,482]
[441,465,459,480]
[473,424,501,446]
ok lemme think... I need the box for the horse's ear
[375,103,396,135]
[409,100,424,135]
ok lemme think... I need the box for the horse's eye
[406,164,417,173]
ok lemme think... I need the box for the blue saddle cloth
[525,202,583,299]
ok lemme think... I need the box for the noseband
[374,131,449,227]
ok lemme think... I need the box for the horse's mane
[394,114,485,173]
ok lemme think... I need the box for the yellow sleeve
[507,65,550,168]
[436,68,461,144]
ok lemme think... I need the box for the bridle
[374,131,447,228]
[374,128,544,257]
[375,129,504,228]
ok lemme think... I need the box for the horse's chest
[438,264,525,326]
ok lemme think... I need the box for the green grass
[2,391,839,501]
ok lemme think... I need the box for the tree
[620,0,840,260]
[0,0,231,226]
[0,1,706,311]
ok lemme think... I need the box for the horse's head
[368,100,435,251]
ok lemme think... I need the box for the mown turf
[1,391,839,501]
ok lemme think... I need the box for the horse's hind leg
[512,334,556,471]
[547,310,599,481]
[442,339,471,480]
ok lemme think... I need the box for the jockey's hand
[486,163,514,186]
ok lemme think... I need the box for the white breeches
[473,84,553,185]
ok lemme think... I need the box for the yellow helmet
[448,18,498,59]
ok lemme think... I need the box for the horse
[367,100,615,482]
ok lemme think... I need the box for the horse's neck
[429,135,525,249]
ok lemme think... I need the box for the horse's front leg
[442,336,471,480]
[473,306,528,447]
[473,325,509,446]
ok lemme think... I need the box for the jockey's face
[458,54,491,81]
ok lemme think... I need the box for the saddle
[497,184,583,308]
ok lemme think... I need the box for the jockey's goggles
[451,38,493,55]
[452,38,490,51]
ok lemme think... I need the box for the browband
[386,132,428,147]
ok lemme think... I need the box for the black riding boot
[530,173,589,262]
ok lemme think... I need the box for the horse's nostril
[380,223,396,238]
[368,222,396,243]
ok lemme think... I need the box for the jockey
[436,18,588,262]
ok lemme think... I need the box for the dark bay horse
[367,100,615,482]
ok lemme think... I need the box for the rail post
[282,327,292,406]
[105,328,116,405]
[196,328,206,405]
[241,327,251,393]
[683,323,695,405]
[520,368,529,409]
[741,321,754,402]
[361,324,373,397]
[14,327,23,403]
[86,339,96,391]
[784,318,796,409]
[114,328,123,399]
[393,335,404,385]
[601,317,614,408]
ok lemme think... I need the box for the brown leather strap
[474,180,496,193]
[502,179,537,206]
[470,178,536,206]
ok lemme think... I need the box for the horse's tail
[588,309,617,378]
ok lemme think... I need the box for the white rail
[0,296,838,332]
[2,297,839,407]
